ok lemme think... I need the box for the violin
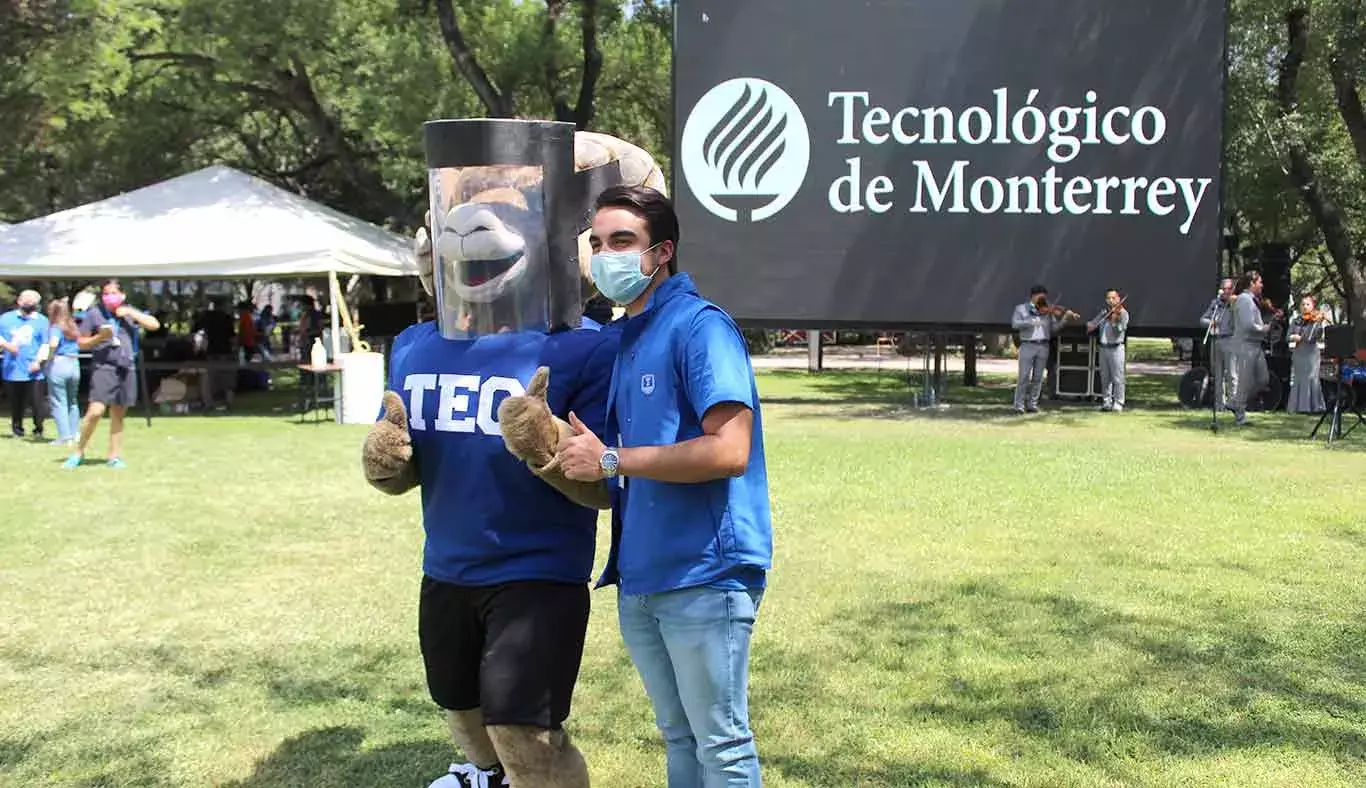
[1301,307,1328,323]
[1261,297,1285,321]
[1034,298,1079,320]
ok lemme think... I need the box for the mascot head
[421,119,666,338]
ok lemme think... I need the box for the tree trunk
[542,0,603,129]
[434,0,515,117]
[1277,8,1366,327]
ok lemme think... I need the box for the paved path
[749,347,1187,376]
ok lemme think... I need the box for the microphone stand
[1204,298,1226,433]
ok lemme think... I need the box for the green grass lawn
[3,370,1365,787]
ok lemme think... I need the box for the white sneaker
[427,762,510,788]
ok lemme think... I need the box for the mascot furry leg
[362,121,664,788]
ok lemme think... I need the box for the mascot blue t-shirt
[386,321,618,587]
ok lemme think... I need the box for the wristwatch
[600,447,620,479]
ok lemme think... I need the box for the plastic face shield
[424,119,617,338]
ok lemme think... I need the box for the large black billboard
[673,0,1227,332]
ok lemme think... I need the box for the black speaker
[1325,324,1357,359]
[1251,243,1293,312]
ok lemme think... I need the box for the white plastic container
[337,351,385,425]
[309,338,328,369]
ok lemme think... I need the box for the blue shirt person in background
[45,296,85,446]
[0,289,53,439]
[558,185,773,788]
[64,280,161,469]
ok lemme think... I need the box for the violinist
[1011,284,1080,414]
[1287,294,1331,413]
[1086,288,1129,412]
[1229,270,1270,426]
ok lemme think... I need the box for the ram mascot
[361,119,665,788]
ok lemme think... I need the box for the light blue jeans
[618,585,764,788]
[47,355,81,442]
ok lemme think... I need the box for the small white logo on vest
[681,77,810,223]
[641,373,656,395]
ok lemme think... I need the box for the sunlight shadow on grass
[765,753,1017,787]
[828,581,1366,778]
[221,725,453,788]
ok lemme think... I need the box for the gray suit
[1199,296,1237,409]
[1094,309,1129,409]
[1229,291,1269,416]
[1012,303,1065,411]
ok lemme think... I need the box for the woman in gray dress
[1287,294,1330,413]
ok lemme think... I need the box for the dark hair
[594,185,680,274]
[1029,284,1048,296]
[1234,270,1259,294]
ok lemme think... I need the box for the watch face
[601,450,619,474]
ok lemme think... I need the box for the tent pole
[138,343,153,428]
[327,269,342,360]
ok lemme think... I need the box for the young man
[1199,278,1238,411]
[1229,270,1271,426]
[1010,285,1078,413]
[0,289,52,439]
[1086,288,1130,412]
[64,280,160,468]
[557,185,773,787]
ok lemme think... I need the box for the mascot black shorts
[418,576,590,729]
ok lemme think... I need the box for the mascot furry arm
[361,130,666,506]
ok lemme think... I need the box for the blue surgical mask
[591,243,661,305]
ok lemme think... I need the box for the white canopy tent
[0,164,419,366]
[0,164,416,279]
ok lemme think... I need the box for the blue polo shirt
[0,310,51,382]
[596,273,773,596]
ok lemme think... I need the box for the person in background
[64,280,161,469]
[237,299,272,362]
[45,296,83,446]
[256,304,278,356]
[295,295,325,358]
[558,185,773,788]
[0,289,52,439]
[1199,278,1238,412]
[1010,285,1079,414]
[193,300,236,410]
[1287,294,1330,414]
[1229,270,1270,426]
[1086,288,1130,412]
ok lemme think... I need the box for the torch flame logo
[681,77,810,223]
[702,83,789,195]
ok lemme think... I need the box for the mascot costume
[361,118,665,788]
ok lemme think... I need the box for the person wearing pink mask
[63,280,160,469]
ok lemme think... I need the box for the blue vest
[596,274,773,596]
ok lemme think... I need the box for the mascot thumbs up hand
[363,391,419,495]
[499,366,611,510]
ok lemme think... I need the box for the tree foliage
[0,0,674,232]
[13,0,1366,326]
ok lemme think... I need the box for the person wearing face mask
[554,185,773,788]
[64,280,161,469]
[0,290,53,439]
